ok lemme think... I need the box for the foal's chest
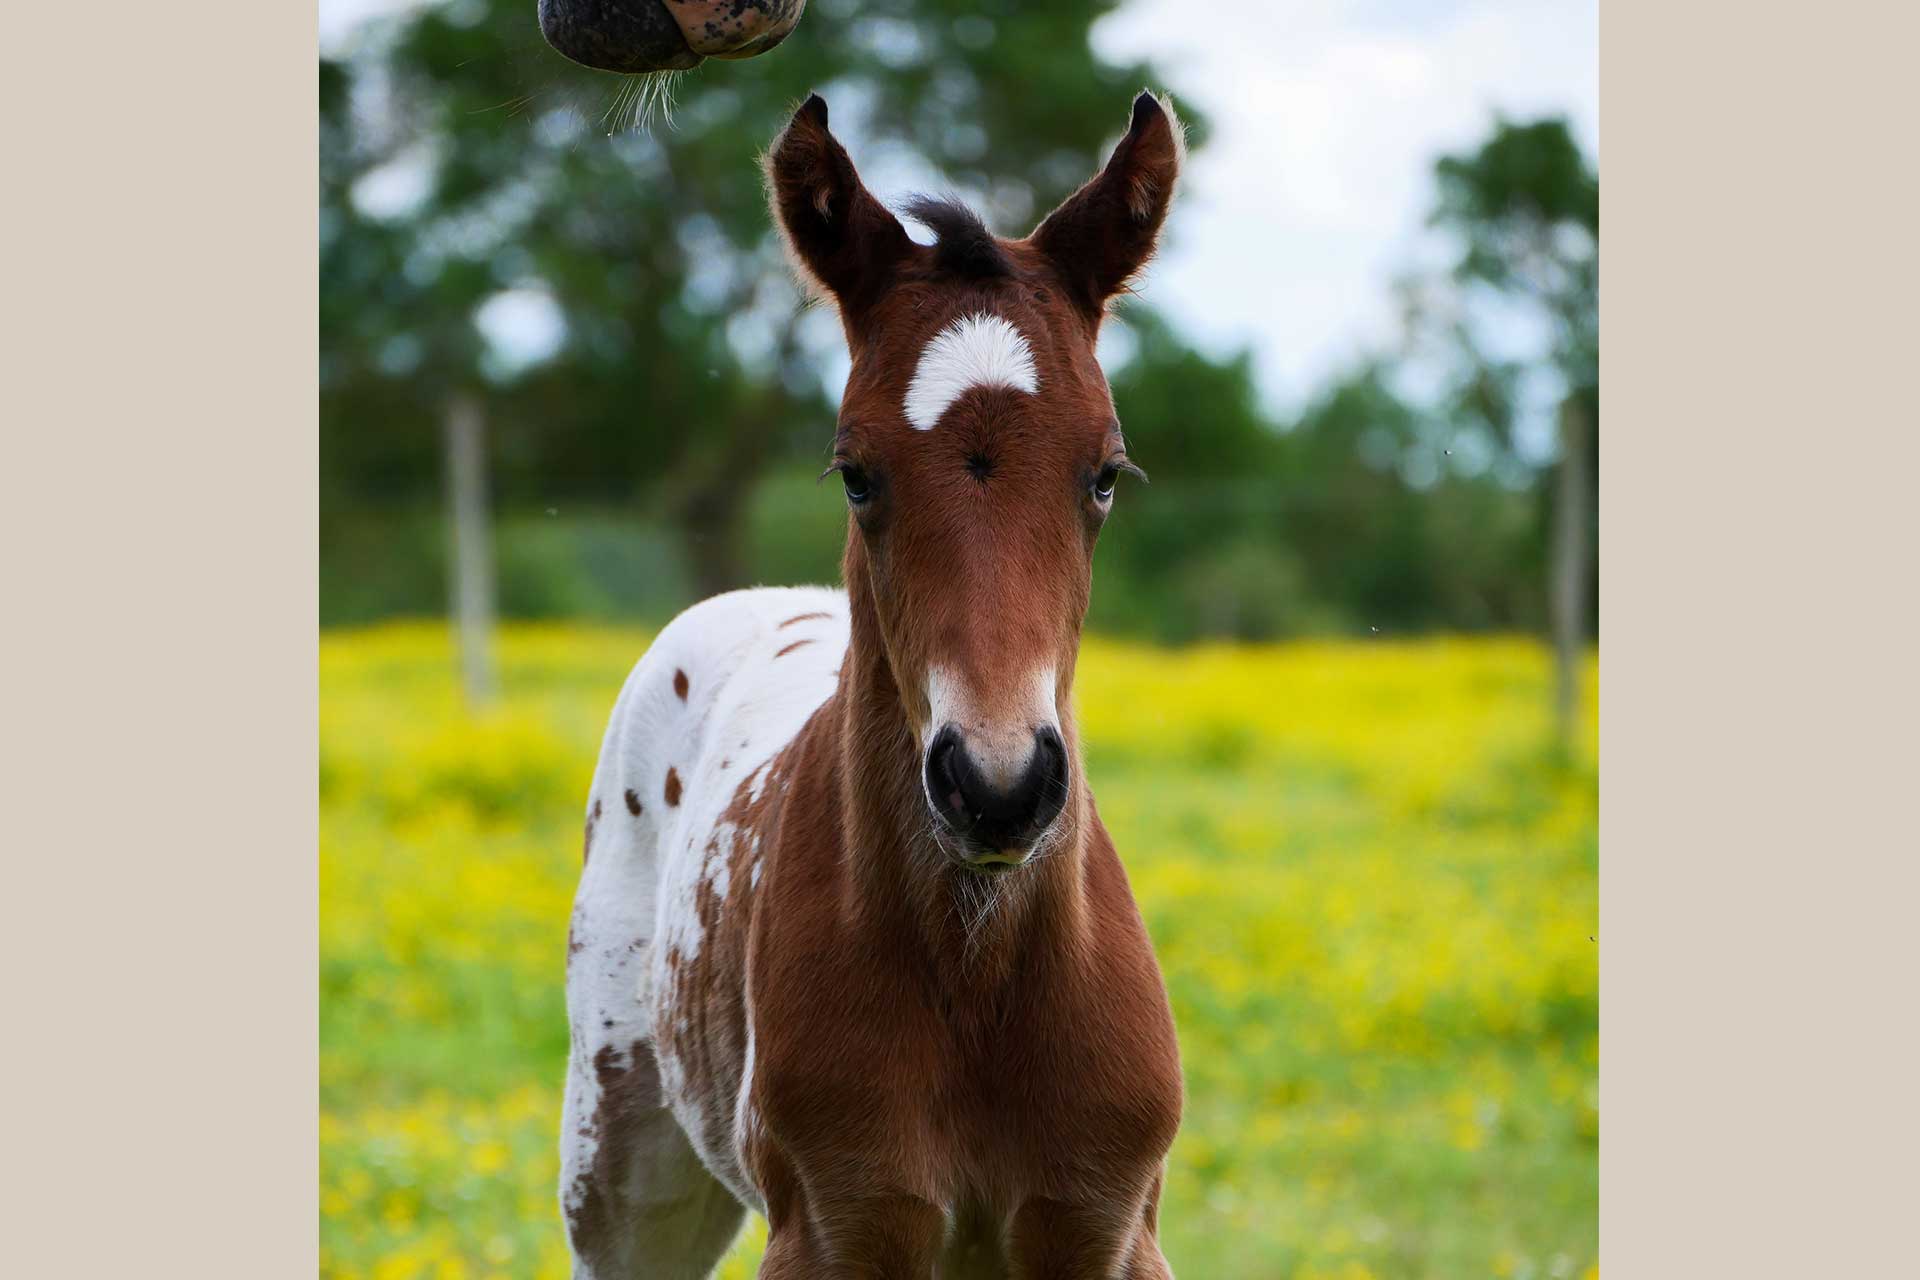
[736,887,1184,1217]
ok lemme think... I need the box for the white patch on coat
[903,312,1038,431]
[632,942,655,1013]
[561,587,849,1250]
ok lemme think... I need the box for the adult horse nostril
[536,0,702,74]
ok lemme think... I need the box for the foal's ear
[764,94,914,313]
[1030,91,1187,316]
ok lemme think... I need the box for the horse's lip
[924,792,1036,868]
[960,848,1030,871]
[708,28,788,60]
[929,813,1031,867]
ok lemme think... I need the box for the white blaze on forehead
[903,312,1039,431]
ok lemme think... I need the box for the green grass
[322,623,1597,1280]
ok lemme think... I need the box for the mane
[901,195,1013,281]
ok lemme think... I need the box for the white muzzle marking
[923,665,1059,790]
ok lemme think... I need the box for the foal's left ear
[1030,91,1187,317]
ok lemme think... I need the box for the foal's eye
[1090,455,1146,507]
[840,465,872,505]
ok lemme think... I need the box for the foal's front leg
[1006,1194,1173,1280]
[757,1189,948,1279]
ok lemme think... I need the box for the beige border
[1602,1,1917,1274]
[11,2,1916,1276]
[8,6,318,1275]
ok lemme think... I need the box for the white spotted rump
[902,312,1039,431]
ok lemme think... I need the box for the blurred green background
[321,0,1597,649]
[320,1,1597,1276]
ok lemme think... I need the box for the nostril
[925,725,1070,851]
[1034,725,1065,769]
[926,727,971,821]
[1028,726,1070,832]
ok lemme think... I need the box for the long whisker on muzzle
[635,67,685,130]
[595,68,687,136]
[599,75,638,134]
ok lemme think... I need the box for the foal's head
[766,92,1184,870]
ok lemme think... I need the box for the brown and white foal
[563,91,1188,1278]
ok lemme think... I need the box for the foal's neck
[831,576,1087,994]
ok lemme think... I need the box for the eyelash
[1094,457,1146,503]
[824,459,871,505]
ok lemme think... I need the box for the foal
[563,90,1188,1278]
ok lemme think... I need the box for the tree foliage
[320,6,1597,643]
[322,0,1197,593]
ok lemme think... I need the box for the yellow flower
[321,623,1595,1278]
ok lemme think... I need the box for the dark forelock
[901,195,1013,281]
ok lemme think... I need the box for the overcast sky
[322,0,1597,412]
[1093,0,1597,409]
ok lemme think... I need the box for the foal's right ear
[764,94,913,314]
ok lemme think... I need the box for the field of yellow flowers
[321,623,1597,1280]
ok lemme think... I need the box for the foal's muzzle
[924,725,1069,865]
[537,1,804,74]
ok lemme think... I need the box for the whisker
[960,875,1002,965]
[471,91,536,116]
[638,75,659,133]
[602,76,637,135]
[628,68,684,133]
[622,77,645,133]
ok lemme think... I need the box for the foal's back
[561,586,847,1274]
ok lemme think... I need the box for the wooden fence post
[1551,395,1591,744]
[444,391,496,707]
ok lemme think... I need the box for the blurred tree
[1418,117,1599,730]
[321,15,1599,649]
[1431,119,1598,391]
[321,0,1202,598]
[1279,363,1547,635]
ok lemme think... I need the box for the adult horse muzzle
[537,0,806,73]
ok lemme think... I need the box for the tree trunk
[678,480,750,603]
[1551,395,1590,744]
[669,336,804,602]
[444,391,495,707]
